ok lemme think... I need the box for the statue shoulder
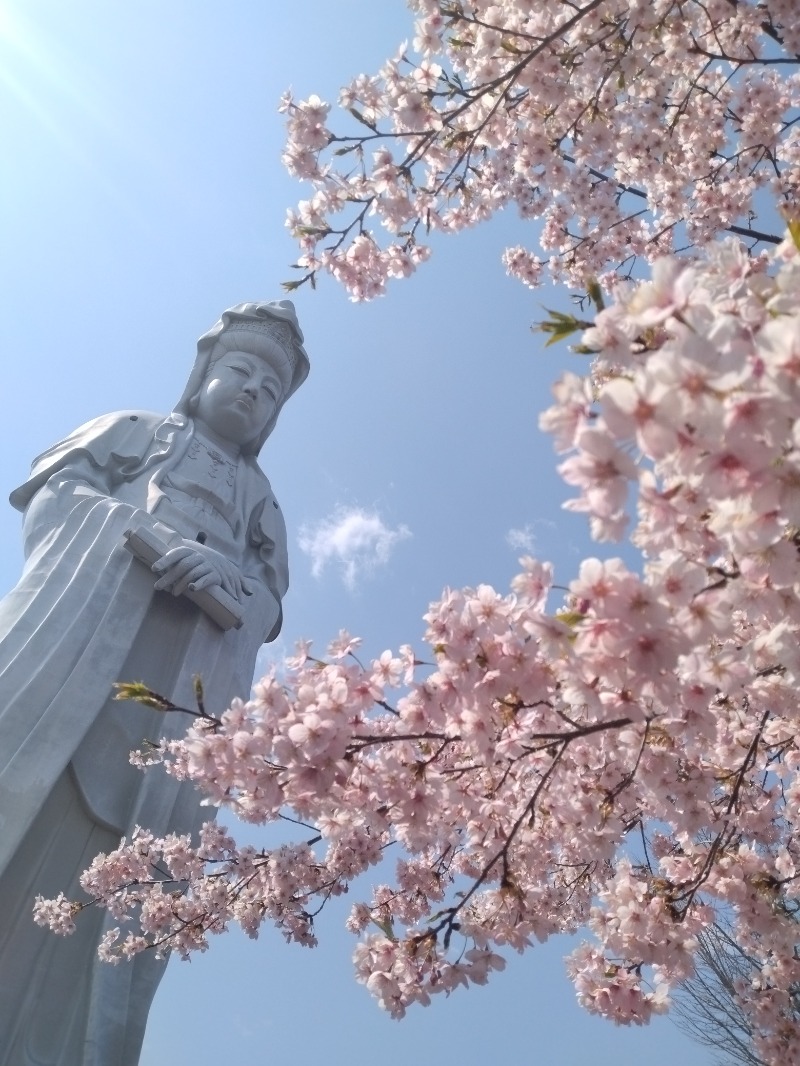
[10,410,167,512]
[61,410,165,444]
[34,410,165,454]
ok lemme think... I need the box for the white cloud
[506,524,536,552]
[298,507,411,589]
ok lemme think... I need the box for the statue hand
[152,544,253,602]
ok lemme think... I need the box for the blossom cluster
[36,235,800,1061]
[281,0,797,300]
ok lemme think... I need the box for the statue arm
[21,455,268,633]
[247,498,288,644]
[20,452,176,560]
[19,422,288,642]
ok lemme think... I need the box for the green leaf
[193,675,206,716]
[113,682,172,710]
[370,916,397,941]
[534,308,593,348]
[348,107,377,132]
[586,278,605,311]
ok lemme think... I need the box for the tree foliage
[38,232,800,1065]
[36,5,800,1065]
[281,0,797,299]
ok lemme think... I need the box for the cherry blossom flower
[280,1,788,300]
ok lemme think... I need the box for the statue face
[194,351,283,447]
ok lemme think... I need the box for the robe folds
[0,410,288,1065]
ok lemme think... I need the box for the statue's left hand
[152,544,253,602]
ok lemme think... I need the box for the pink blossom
[280,0,786,298]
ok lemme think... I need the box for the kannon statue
[0,301,308,1065]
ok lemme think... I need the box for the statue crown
[220,318,300,369]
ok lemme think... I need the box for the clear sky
[0,2,720,1063]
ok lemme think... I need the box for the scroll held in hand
[124,525,244,631]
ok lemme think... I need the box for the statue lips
[231,393,263,435]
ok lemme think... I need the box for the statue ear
[187,391,201,413]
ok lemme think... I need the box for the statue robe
[0,411,287,1065]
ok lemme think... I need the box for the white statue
[0,302,309,1065]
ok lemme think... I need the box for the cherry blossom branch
[282,0,795,298]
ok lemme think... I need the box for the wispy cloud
[506,524,537,552]
[298,507,411,589]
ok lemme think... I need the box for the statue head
[178,301,310,454]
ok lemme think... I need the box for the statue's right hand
[152,544,252,602]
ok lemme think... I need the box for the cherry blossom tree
[672,918,787,1066]
[35,5,800,1065]
[280,0,797,300]
[37,230,800,1065]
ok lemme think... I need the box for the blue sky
[0,3,720,1063]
